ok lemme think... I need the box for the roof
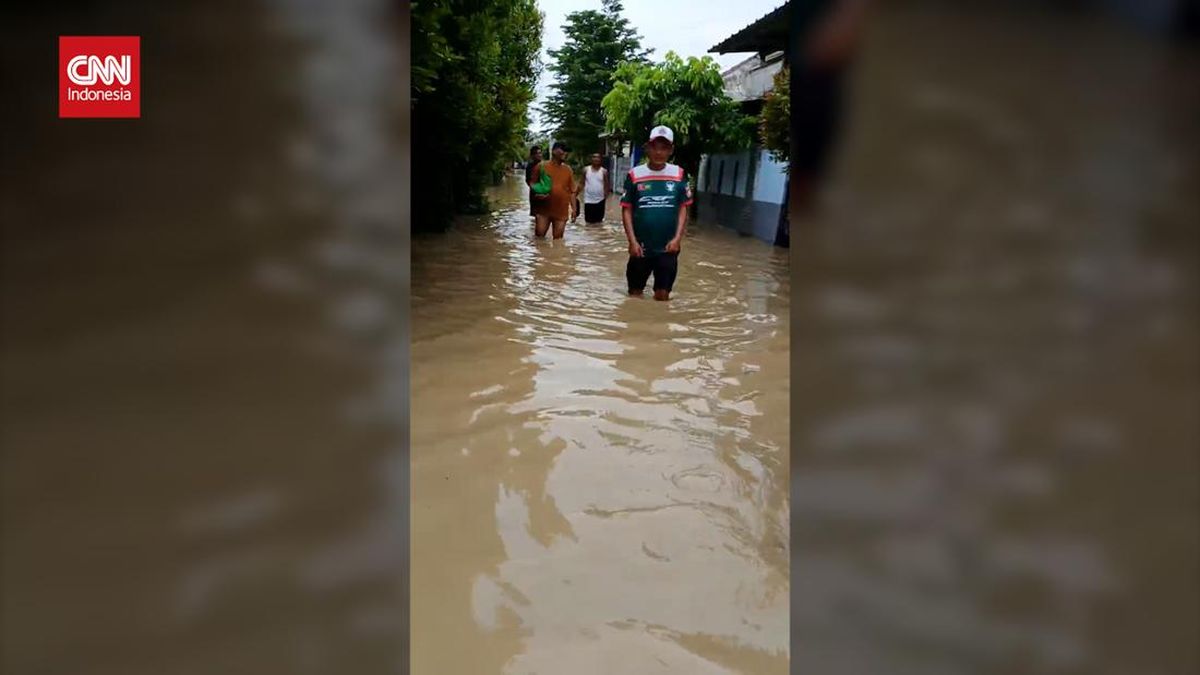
[721,54,784,102]
[720,51,784,79]
[709,2,791,54]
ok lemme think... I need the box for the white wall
[722,55,784,103]
[751,149,787,205]
[612,156,632,181]
[700,152,746,196]
[700,150,784,203]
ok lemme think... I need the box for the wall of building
[695,192,782,243]
[612,156,632,182]
[699,149,786,204]
[696,148,786,245]
[752,149,787,204]
[722,53,785,103]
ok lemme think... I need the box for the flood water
[411,182,791,673]
[1,1,1196,674]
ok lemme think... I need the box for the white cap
[649,125,674,143]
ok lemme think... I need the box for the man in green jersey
[620,126,692,301]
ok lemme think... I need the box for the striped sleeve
[620,170,635,208]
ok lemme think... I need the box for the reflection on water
[792,4,1199,674]
[411,179,790,673]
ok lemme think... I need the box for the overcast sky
[531,0,782,132]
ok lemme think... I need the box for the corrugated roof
[709,2,791,54]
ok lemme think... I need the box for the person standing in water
[529,141,577,239]
[578,152,611,224]
[621,126,691,301]
[524,145,543,219]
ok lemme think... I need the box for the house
[722,50,785,109]
[699,1,794,247]
[600,131,635,180]
[695,50,788,245]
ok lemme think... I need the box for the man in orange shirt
[528,141,578,239]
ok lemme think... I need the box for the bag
[531,162,553,195]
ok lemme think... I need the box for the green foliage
[760,66,790,164]
[412,0,544,222]
[525,129,552,156]
[602,52,755,184]
[543,0,648,159]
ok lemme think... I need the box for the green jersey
[620,162,693,254]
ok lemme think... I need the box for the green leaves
[760,66,790,163]
[543,0,648,157]
[412,0,544,223]
[601,52,756,181]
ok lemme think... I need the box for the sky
[530,0,782,133]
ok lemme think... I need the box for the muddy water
[411,181,790,673]
[3,1,1196,673]
[791,4,1199,675]
[2,1,408,674]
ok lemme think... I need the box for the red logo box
[59,36,140,118]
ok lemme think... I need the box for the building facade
[695,50,788,245]
[702,3,793,247]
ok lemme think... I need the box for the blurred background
[0,1,1196,675]
[790,0,1198,674]
[2,0,410,673]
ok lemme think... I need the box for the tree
[524,127,552,156]
[760,67,790,248]
[412,0,543,225]
[602,52,754,191]
[760,66,790,163]
[543,0,647,159]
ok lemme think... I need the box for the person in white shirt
[577,153,612,224]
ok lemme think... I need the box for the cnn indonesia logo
[59,36,140,118]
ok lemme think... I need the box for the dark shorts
[584,201,605,223]
[627,252,679,293]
